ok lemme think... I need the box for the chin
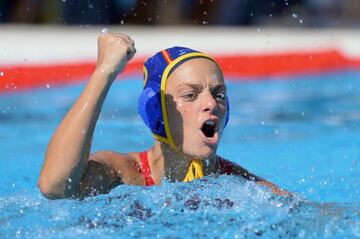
[182,145,217,160]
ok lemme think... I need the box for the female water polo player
[38,32,288,199]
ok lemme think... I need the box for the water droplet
[46,84,50,88]
[120,20,124,24]
[292,13,298,18]
[299,19,303,24]
[202,21,208,25]
[101,28,109,34]
[147,17,152,22]
[257,28,261,32]
[62,0,66,2]
[203,11,207,16]
[88,4,94,9]
[250,12,253,16]
[0,72,4,76]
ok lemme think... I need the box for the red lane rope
[1,50,360,93]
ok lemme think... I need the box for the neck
[149,141,219,182]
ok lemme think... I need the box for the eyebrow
[176,83,202,93]
[212,84,227,92]
[176,83,226,93]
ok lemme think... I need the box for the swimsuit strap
[139,151,155,186]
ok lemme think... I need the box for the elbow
[37,178,64,199]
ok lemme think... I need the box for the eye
[215,92,226,101]
[182,92,197,101]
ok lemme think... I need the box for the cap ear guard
[138,86,166,137]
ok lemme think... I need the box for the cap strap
[183,159,204,182]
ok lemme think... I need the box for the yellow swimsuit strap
[183,159,204,182]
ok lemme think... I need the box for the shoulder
[91,150,131,165]
[89,150,131,174]
[90,150,145,185]
[217,157,263,181]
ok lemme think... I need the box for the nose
[201,91,217,113]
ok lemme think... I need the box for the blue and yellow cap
[138,46,230,150]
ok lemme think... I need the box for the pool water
[0,70,359,238]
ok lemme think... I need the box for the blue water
[1,70,360,238]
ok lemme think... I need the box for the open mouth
[201,120,217,138]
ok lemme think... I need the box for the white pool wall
[1,25,360,65]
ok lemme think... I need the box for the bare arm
[38,32,136,199]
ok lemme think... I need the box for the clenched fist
[95,32,136,81]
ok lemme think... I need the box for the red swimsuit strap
[139,151,155,186]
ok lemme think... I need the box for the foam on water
[1,176,359,238]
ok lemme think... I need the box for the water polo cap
[138,46,230,150]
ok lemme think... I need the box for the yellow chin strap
[183,159,204,182]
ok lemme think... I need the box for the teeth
[204,120,215,126]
